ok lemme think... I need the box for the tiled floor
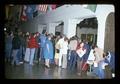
[5,62,100,79]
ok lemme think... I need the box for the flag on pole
[21,5,27,21]
[38,5,48,12]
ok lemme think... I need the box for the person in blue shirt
[5,31,13,63]
[44,34,54,68]
[38,31,47,63]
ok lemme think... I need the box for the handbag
[81,62,89,71]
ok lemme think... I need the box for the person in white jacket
[61,37,69,69]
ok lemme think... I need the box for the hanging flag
[21,5,27,21]
[26,5,33,20]
[38,5,48,12]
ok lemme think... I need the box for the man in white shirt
[57,35,65,67]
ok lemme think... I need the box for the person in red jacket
[28,33,39,65]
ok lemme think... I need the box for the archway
[76,17,98,46]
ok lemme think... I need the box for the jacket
[12,36,21,49]
[28,36,39,48]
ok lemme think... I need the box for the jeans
[5,44,12,61]
[98,61,105,79]
[34,48,39,61]
[93,61,105,79]
[17,46,23,62]
[29,48,36,65]
[69,50,77,71]
[39,47,44,60]
[24,48,30,62]
[12,49,19,65]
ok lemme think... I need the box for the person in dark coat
[5,31,13,63]
[11,32,21,65]
[104,51,115,77]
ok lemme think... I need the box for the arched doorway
[76,17,98,46]
[104,12,115,53]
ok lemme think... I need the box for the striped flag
[38,5,48,12]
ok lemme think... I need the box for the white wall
[95,5,114,49]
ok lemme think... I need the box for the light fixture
[4,28,6,31]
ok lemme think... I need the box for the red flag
[38,5,48,12]
[21,5,27,21]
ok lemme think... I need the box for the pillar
[47,22,60,35]
[63,19,83,39]
[96,5,114,50]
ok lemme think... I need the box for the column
[47,23,60,35]
[96,5,114,50]
[63,19,83,39]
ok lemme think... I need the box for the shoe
[29,63,34,66]
[45,65,50,68]
[19,62,23,64]
[77,72,81,76]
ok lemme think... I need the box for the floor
[5,61,99,79]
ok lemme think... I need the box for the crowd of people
[5,30,115,79]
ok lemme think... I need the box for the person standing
[54,35,61,66]
[68,36,78,71]
[11,32,21,66]
[44,34,54,68]
[5,31,13,63]
[28,33,39,65]
[57,35,65,67]
[93,46,105,79]
[24,32,31,62]
[34,32,40,63]
[61,37,68,69]
[80,40,91,76]
[104,51,115,78]
[38,32,47,63]
[76,42,86,76]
